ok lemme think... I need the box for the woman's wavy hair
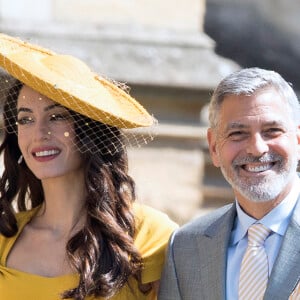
[0,80,143,300]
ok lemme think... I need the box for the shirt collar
[231,176,300,245]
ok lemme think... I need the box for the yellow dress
[0,203,178,300]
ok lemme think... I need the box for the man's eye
[264,128,283,136]
[17,116,34,125]
[266,128,282,133]
[228,131,243,137]
[227,131,247,140]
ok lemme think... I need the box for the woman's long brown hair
[0,81,143,299]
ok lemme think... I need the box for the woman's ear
[207,128,220,168]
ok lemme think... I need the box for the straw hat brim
[0,33,154,128]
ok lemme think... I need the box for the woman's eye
[50,113,70,121]
[17,116,34,125]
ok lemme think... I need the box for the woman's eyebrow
[17,107,32,114]
[17,104,64,115]
[44,103,64,112]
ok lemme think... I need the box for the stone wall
[0,0,204,31]
[53,0,205,32]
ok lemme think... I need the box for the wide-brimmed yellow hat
[0,33,154,129]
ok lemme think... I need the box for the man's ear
[207,128,220,168]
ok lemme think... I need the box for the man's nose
[246,133,269,156]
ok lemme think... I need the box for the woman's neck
[33,172,87,237]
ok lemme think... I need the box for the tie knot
[247,223,271,246]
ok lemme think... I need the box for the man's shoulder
[173,203,234,238]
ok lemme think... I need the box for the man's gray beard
[219,155,299,203]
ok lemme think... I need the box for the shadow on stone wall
[205,1,300,92]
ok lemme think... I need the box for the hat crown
[42,54,96,87]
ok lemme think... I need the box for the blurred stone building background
[0,0,298,224]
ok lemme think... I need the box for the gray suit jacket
[158,197,300,300]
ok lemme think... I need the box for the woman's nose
[33,120,51,141]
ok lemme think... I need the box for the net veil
[0,34,156,155]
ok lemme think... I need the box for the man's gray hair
[209,67,300,128]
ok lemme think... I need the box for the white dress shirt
[226,178,300,300]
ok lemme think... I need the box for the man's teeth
[35,150,59,157]
[245,163,273,173]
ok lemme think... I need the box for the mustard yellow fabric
[0,203,178,300]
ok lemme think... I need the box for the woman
[0,33,177,299]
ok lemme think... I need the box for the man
[158,68,300,300]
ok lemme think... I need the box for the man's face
[207,88,300,203]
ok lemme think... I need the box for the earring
[18,155,23,164]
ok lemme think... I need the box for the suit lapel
[264,195,300,300]
[196,204,236,299]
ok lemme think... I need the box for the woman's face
[17,85,83,180]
